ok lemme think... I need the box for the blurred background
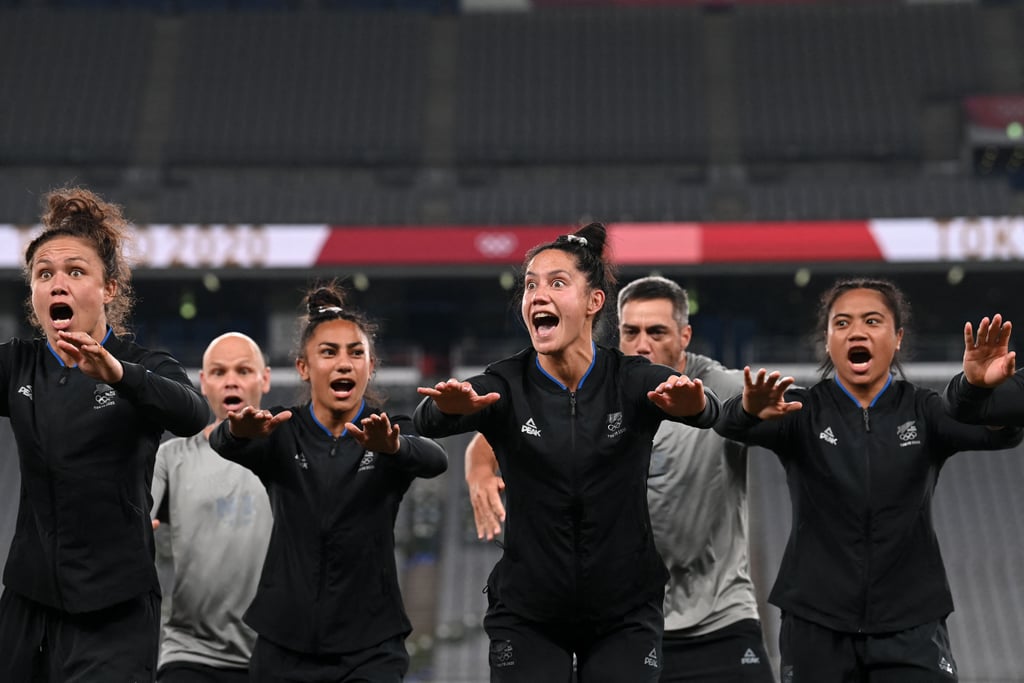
[1,0,1024,680]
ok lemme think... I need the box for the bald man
[150,333,274,683]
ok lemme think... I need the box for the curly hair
[24,186,135,335]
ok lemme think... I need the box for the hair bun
[574,222,607,255]
[304,285,347,319]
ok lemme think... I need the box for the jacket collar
[832,373,894,408]
[46,327,115,368]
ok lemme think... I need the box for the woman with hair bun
[0,186,209,681]
[210,281,448,683]
[414,223,721,682]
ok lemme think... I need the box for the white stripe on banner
[870,217,1024,263]
[0,224,331,270]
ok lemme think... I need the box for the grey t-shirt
[151,432,272,670]
[646,352,760,636]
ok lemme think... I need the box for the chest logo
[295,451,309,470]
[521,418,541,437]
[359,451,376,472]
[819,426,838,446]
[18,385,32,400]
[939,657,955,676]
[606,411,626,438]
[93,383,117,410]
[897,420,921,447]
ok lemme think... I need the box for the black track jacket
[0,333,209,613]
[945,370,1024,427]
[715,376,1022,634]
[413,345,721,623]
[210,402,447,654]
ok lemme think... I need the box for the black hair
[294,280,384,408]
[617,275,689,328]
[521,222,618,334]
[814,277,911,380]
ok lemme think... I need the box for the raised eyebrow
[35,255,90,266]
[524,269,572,279]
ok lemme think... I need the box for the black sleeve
[713,390,802,456]
[944,371,1024,427]
[380,414,448,479]
[927,389,1024,453]
[113,352,211,437]
[626,358,721,429]
[412,375,506,438]
[208,412,286,480]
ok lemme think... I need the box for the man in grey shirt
[151,332,273,683]
[467,276,774,682]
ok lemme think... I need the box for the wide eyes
[525,278,568,291]
[35,268,85,280]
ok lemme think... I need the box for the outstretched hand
[416,378,501,415]
[963,314,1016,388]
[346,412,401,454]
[648,375,707,417]
[226,405,293,439]
[742,367,803,420]
[56,330,123,383]
[467,470,506,541]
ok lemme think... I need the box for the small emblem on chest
[93,383,117,410]
[358,452,376,472]
[606,411,626,438]
[897,420,921,447]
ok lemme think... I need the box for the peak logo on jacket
[521,418,541,437]
[18,384,32,400]
[819,426,838,445]
[897,420,921,447]
[606,411,625,438]
[93,383,117,410]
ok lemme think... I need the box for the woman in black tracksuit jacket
[210,283,447,683]
[0,187,209,682]
[414,224,721,683]
[715,278,1022,683]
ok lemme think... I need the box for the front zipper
[569,389,582,607]
[860,406,872,631]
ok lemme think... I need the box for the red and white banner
[3,218,1024,271]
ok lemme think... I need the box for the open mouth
[848,347,872,372]
[223,394,244,410]
[50,303,74,329]
[532,312,560,335]
[330,378,356,394]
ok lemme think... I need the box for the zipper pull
[58,367,70,386]
[570,392,577,417]
[862,408,870,432]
